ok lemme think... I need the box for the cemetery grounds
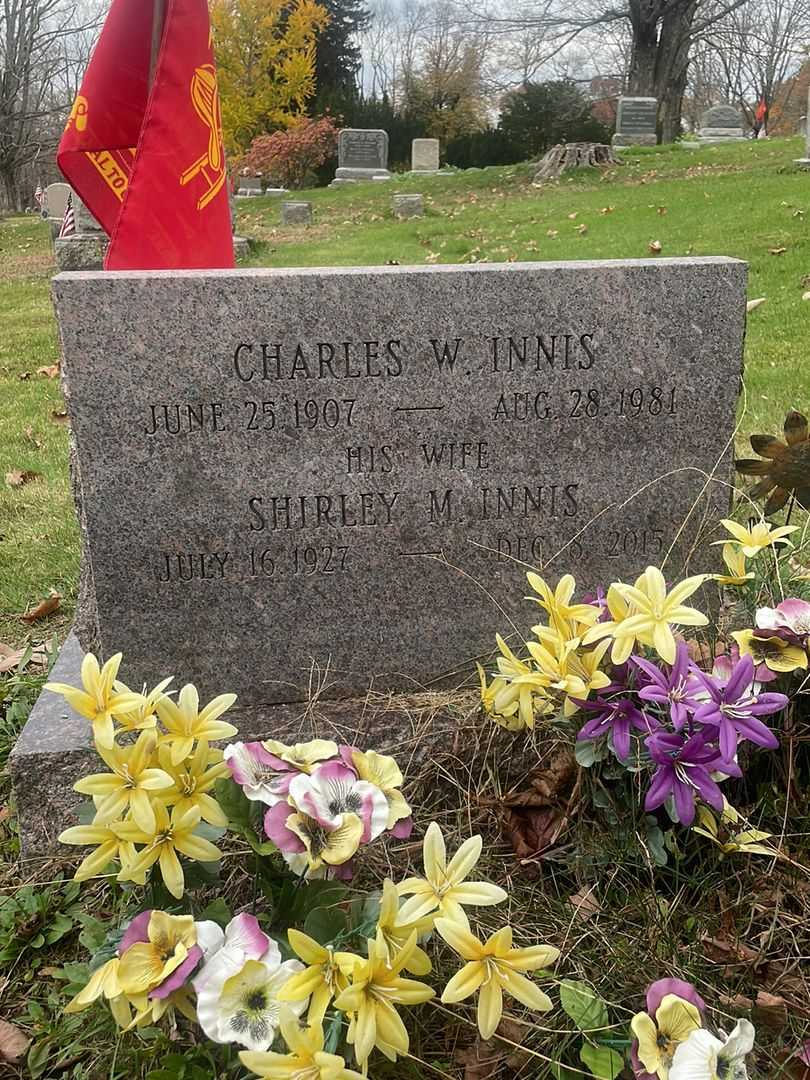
[0,136,808,1078]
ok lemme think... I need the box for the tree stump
[533,142,622,182]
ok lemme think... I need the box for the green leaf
[559,980,609,1032]
[646,825,668,867]
[575,740,604,767]
[200,898,231,928]
[77,913,108,952]
[214,778,253,830]
[303,905,347,945]
[579,1043,624,1079]
[27,1039,52,1079]
[549,1065,580,1080]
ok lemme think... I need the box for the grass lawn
[0,135,809,1079]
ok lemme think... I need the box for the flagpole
[149,0,167,87]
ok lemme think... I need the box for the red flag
[755,98,767,124]
[57,0,234,270]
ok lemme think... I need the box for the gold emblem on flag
[66,94,89,133]
[180,65,226,211]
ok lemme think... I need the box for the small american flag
[58,192,76,237]
[34,184,43,208]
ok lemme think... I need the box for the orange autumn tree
[211,0,329,155]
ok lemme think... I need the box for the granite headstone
[411,138,441,173]
[393,193,424,219]
[281,201,313,225]
[698,104,745,142]
[330,129,391,187]
[795,88,810,167]
[15,256,747,851]
[612,97,658,147]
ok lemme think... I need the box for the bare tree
[0,0,99,210]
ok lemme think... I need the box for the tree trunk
[0,169,23,213]
[656,0,697,142]
[533,142,622,181]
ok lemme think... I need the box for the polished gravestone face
[700,104,743,129]
[412,139,440,171]
[339,129,389,171]
[616,97,658,135]
[52,258,746,706]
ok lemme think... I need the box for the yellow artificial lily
[584,566,708,665]
[64,957,122,1014]
[526,572,601,636]
[114,802,221,898]
[693,805,777,858]
[397,821,507,925]
[375,879,433,975]
[156,683,238,765]
[732,629,808,675]
[117,911,197,997]
[261,738,339,772]
[527,629,611,715]
[714,518,798,558]
[46,653,145,750]
[436,917,559,1040]
[277,928,359,1023]
[58,819,140,882]
[286,811,364,873]
[350,749,411,830]
[333,932,434,1066]
[479,635,554,730]
[112,676,173,733]
[715,544,755,586]
[240,1007,365,1079]
[630,993,702,1078]
[73,730,172,833]
[156,740,229,826]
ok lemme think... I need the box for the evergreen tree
[313,0,370,113]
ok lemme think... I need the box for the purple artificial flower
[576,695,656,760]
[263,802,306,854]
[223,741,296,805]
[645,977,706,1015]
[644,730,741,826]
[691,654,787,760]
[632,642,704,730]
[581,586,611,623]
[118,909,208,1001]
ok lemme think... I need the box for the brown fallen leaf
[20,590,61,624]
[546,228,558,237]
[454,1017,531,1079]
[5,469,42,488]
[700,933,765,977]
[575,223,588,235]
[569,885,601,920]
[746,297,767,312]
[657,205,668,215]
[50,409,69,424]
[24,426,42,449]
[719,992,754,1010]
[0,1018,30,1064]
[769,246,787,255]
[18,371,31,381]
[802,291,810,301]
[36,362,60,379]
[754,990,787,1030]
[0,643,50,674]
[567,212,578,220]
[649,239,663,253]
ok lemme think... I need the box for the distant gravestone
[411,138,441,173]
[330,129,391,187]
[44,182,71,222]
[54,192,108,271]
[612,97,658,147]
[795,89,810,167]
[393,193,424,219]
[698,104,745,143]
[281,200,312,225]
[236,176,263,197]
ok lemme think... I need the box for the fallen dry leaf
[0,643,50,674]
[769,246,787,255]
[599,205,615,214]
[24,426,42,449]
[657,205,668,215]
[546,228,558,237]
[20,590,61,624]
[50,409,69,424]
[754,990,787,1030]
[0,1018,30,1064]
[18,371,31,381]
[36,362,60,379]
[5,469,42,488]
[649,239,663,253]
[454,1017,531,1079]
[575,223,588,235]
[567,212,578,220]
[700,933,765,977]
[747,297,767,312]
[569,886,601,920]
[802,291,810,301]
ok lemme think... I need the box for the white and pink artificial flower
[192,912,275,995]
[288,759,389,843]
[223,741,296,805]
[756,598,810,640]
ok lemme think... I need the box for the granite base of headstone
[329,128,392,187]
[392,193,424,219]
[14,257,748,854]
[54,235,109,271]
[611,97,658,147]
[698,104,745,143]
[233,236,251,259]
[281,201,313,225]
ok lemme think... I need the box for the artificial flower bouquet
[478,512,808,837]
